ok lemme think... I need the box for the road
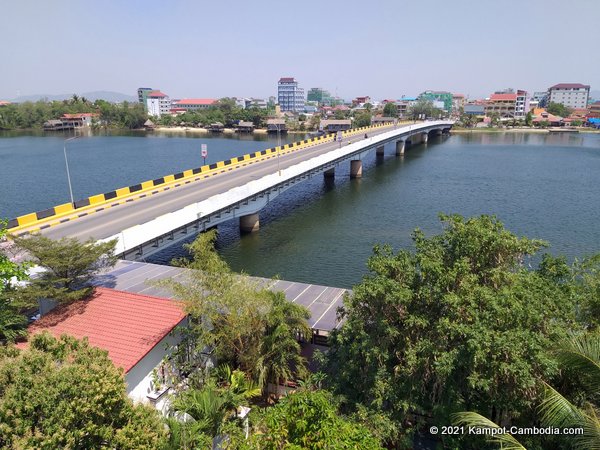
[41,125,396,241]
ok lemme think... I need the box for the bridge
[9,120,453,259]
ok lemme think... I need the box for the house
[236,121,255,132]
[207,122,224,132]
[17,287,187,412]
[266,118,287,133]
[320,119,351,132]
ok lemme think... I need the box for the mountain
[10,91,137,103]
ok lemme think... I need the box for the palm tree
[256,292,311,397]
[453,412,527,450]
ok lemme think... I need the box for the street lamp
[63,135,79,207]
[277,123,282,176]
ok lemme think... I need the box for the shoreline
[451,127,599,134]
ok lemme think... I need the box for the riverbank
[452,127,599,134]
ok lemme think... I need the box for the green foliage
[383,102,398,117]
[353,111,372,128]
[453,411,527,450]
[325,214,578,444]
[408,99,443,120]
[13,235,117,307]
[575,255,600,330]
[0,333,167,448]
[0,97,148,130]
[246,390,384,449]
[525,111,533,127]
[0,221,30,343]
[547,102,572,118]
[163,229,310,392]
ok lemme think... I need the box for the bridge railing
[7,122,396,235]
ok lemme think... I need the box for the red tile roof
[489,93,517,101]
[279,77,296,82]
[550,83,590,90]
[174,98,216,106]
[148,91,167,98]
[19,287,186,372]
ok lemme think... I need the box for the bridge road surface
[39,125,398,242]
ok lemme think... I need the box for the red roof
[489,93,517,101]
[550,83,590,90]
[62,113,98,119]
[19,288,186,372]
[148,91,167,98]
[174,98,216,106]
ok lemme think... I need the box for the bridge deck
[93,260,348,333]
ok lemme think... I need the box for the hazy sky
[2,0,598,101]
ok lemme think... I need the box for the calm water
[1,130,599,288]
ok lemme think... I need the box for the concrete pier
[240,213,260,233]
[324,168,335,179]
[395,140,405,156]
[422,132,429,144]
[350,160,363,178]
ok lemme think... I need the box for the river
[1,129,599,288]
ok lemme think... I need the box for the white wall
[126,317,187,408]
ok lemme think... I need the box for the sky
[1,0,599,101]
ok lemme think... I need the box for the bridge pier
[421,132,428,145]
[376,145,385,163]
[395,140,405,156]
[350,160,363,178]
[240,213,260,233]
[323,168,335,179]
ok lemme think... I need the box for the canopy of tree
[0,96,147,130]
[12,234,117,307]
[0,333,167,448]
[325,214,581,446]
[546,102,573,118]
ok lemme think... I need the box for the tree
[353,111,372,128]
[525,111,533,127]
[0,221,29,343]
[0,333,167,448]
[246,390,384,449]
[324,214,578,446]
[13,235,117,307]
[547,102,572,118]
[161,230,310,390]
[408,99,442,120]
[383,102,398,117]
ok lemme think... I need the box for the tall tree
[0,333,167,448]
[13,235,117,307]
[325,214,578,445]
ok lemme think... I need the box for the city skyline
[2,0,599,101]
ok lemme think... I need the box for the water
[1,130,599,288]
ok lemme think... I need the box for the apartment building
[548,83,590,109]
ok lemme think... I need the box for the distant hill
[10,91,137,103]
[589,90,600,102]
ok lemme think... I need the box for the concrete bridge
[9,121,453,259]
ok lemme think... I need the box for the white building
[277,77,305,113]
[548,83,590,109]
[146,91,172,117]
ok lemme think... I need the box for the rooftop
[549,83,590,90]
[19,287,186,372]
[489,93,517,101]
[174,98,216,106]
[279,77,296,83]
[62,113,98,119]
[148,91,168,98]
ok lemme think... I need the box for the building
[146,91,171,117]
[137,87,153,108]
[548,83,590,109]
[351,96,371,107]
[171,98,216,111]
[484,89,528,119]
[320,119,351,132]
[18,288,187,411]
[532,91,548,108]
[419,91,453,113]
[267,118,287,133]
[464,104,485,115]
[277,77,305,112]
[307,88,332,105]
[452,94,466,116]
[588,101,600,118]
[236,121,255,132]
[61,112,98,127]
